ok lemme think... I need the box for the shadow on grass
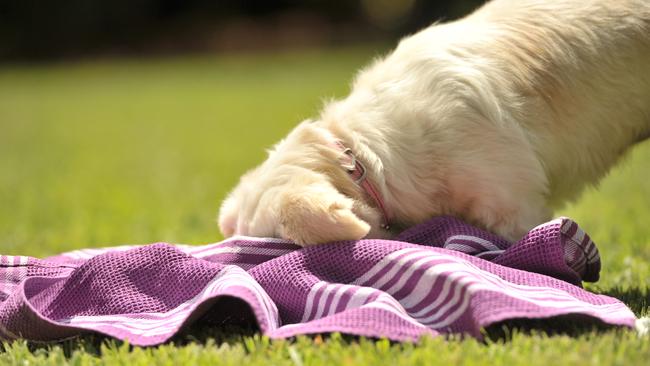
[484,285,649,342]
[485,287,650,341]
[3,297,261,358]
[595,286,649,315]
[6,287,647,357]
[483,315,626,342]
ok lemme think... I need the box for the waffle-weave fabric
[0,216,635,346]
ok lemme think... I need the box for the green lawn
[0,48,648,365]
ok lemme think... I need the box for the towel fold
[0,216,634,346]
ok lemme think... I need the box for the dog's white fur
[219,0,650,246]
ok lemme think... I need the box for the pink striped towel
[0,216,636,345]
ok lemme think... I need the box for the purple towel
[0,217,635,346]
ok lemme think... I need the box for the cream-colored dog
[219,0,650,246]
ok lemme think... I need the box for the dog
[219,0,650,246]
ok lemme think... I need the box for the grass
[0,47,649,364]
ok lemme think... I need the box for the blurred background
[1,0,486,61]
[1,0,648,287]
[0,0,489,254]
